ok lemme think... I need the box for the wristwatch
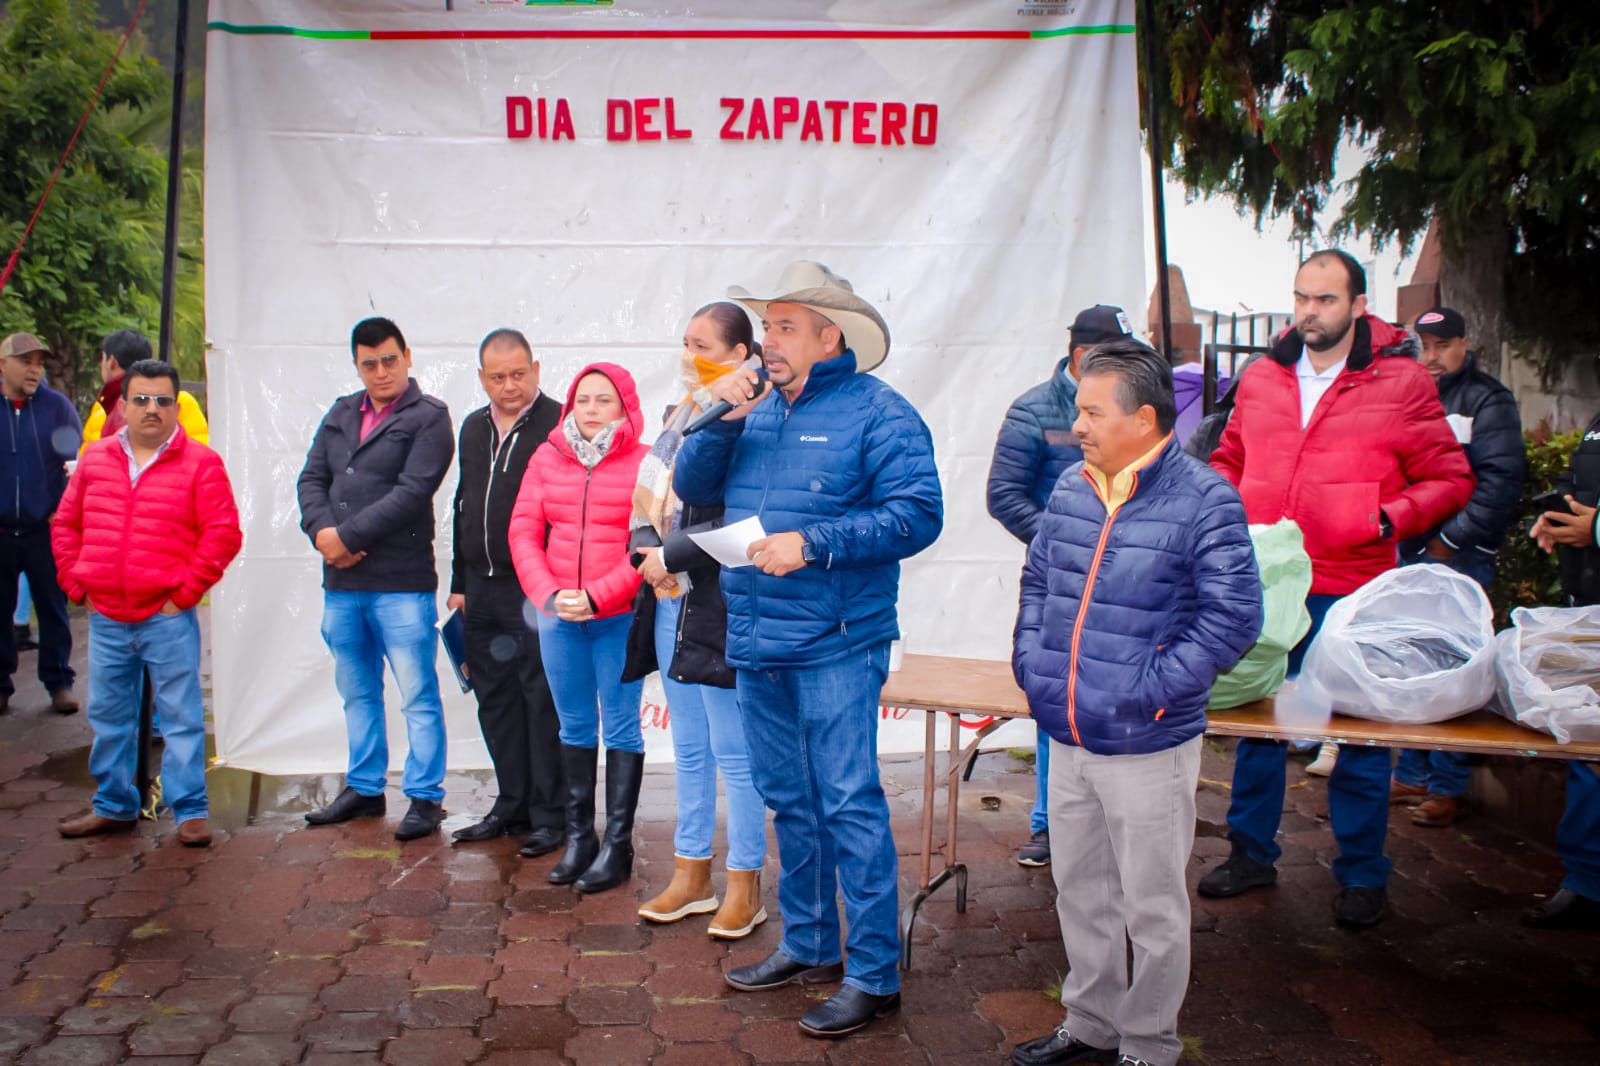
[800,538,817,564]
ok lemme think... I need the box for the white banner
[204,0,1144,773]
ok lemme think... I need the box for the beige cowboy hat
[728,261,891,373]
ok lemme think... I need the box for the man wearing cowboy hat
[675,261,943,1038]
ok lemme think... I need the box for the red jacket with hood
[508,362,649,620]
[1210,315,1475,595]
[53,426,243,623]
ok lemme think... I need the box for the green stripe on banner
[206,22,370,40]
[1031,24,1136,37]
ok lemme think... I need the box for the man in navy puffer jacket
[676,262,942,1040]
[1009,341,1260,1066]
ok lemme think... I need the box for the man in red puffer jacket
[1198,250,1474,930]
[52,360,242,848]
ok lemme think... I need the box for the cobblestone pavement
[1,618,1597,1063]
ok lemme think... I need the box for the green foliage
[0,0,179,403]
[1491,425,1580,627]
[1147,3,1600,361]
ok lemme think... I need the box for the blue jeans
[1030,727,1051,834]
[655,597,766,870]
[15,575,30,626]
[1228,593,1395,888]
[1392,549,1495,797]
[1560,762,1600,900]
[536,612,643,752]
[86,609,207,822]
[737,643,899,997]
[320,590,447,802]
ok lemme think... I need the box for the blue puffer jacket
[675,350,943,669]
[1013,439,1263,755]
[2,384,81,532]
[986,357,1082,544]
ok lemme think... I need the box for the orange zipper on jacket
[1065,467,1136,746]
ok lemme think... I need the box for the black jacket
[622,499,735,689]
[297,379,455,592]
[1400,355,1525,559]
[1557,410,1600,606]
[450,394,562,593]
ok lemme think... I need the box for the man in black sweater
[297,317,456,841]
[447,329,567,855]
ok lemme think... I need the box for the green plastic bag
[1208,520,1313,710]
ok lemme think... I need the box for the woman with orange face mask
[625,302,769,939]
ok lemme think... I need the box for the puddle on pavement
[38,739,499,832]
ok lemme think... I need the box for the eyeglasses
[357,353,403,373]
[127,394,176,408]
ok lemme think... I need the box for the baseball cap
[1070,305,1134,349]
[1414,307,1466,340]
[0,332,49,360]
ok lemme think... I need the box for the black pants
[0,526,74,696]
[463,571,564,830]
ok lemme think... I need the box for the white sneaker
[1305,742,1338,777]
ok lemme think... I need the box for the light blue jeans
[87,609,207,822]
[320,590,447,802]
[655,597,766,870]
[536,611,644,752]
[737,642,899,997]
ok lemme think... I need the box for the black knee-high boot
[576,749,645,893]
[547,745,599,885]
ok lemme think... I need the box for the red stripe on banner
[367,29,1030,41]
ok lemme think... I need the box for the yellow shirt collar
[1085,434,1172,513]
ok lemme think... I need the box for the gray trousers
[1049,735,1201,1066]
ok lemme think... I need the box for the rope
[0,0,152,297]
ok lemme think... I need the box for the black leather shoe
[452,814,511,843]
[1010,1024,1120,1066]
[305,787,385,826]
[1522,888,1600,929]
[1197,849,1277,899]
[725,950,844,992]
[1333,885,1386,928]
[395,799,445,841]
[798,985,901,1038]
[520,826,565,858]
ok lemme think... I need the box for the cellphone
[1531,489,1575,516]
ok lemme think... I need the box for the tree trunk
[1435,218,1509,380]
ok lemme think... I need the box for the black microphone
[684,362,769,436]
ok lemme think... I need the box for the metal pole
[156,0,189,364]
[1140,0,1174,361]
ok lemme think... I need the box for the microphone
[684,362,769,436]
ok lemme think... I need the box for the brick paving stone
[227,994,319,1033]
[19,1034,125,1066]
[568,921,648,953]
[380,1027,484,1066]
[121,930,212,963]
[318,975,413,1013]
[0,1015,52,1057]
[24,943,115,979]
[197,1033,303,1065]
[276,927,361,958]
[648,1001,742,1042]
[478,1051,564,1066]
[425,925,501,956]
[251,956,342,995]
[645,963,733,1002]
[487,971,576,1008]
[823,1036,933,1066]
[56,996,154,1035]
[410,954,501,986]
[478,1005,573,1050]
[570,950,653,986]
[0,976,85,1017]
[399,989,493,1029]
[0,930,57,962]
[346,944,427,976]
[651,1045,754,1066]
[736,1018,831,1062]
[126,1013,229,1057]
[495,939,574,974]
[643,930,725,966]
[567,984,656,1026]
[500,911,578,941]
[3,902,84,933]
[299,1011,399,1053]
[564,1025,661,1065]
[303,1054,384,1066]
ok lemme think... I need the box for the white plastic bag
[1492,605,1600,743]
[1297,564,1497,723]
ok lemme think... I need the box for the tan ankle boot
[708,868,767,939]
[638,856,717,923]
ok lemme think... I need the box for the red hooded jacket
[508,362,649,620]
[1210,315,1475,595]
[53,427,243,623]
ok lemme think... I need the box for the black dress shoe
[520,826,565,858]
[725,950,844,992]
[305,787,386,826]
[1522,888,1600,929]
[1196,850,1277,899]
[1334,885,1386,928]
[452,814,510,843]
[395,799,445,841]
[797,985,901,1038]
[1010,1024,1120,1066]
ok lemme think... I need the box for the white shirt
[116,426,176,485]
[1295,350,1347,428]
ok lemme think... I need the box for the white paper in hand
[689,516,769,569]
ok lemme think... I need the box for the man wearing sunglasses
[298,317,456,841]
[53,360,242,846]
[0,332,82,717]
